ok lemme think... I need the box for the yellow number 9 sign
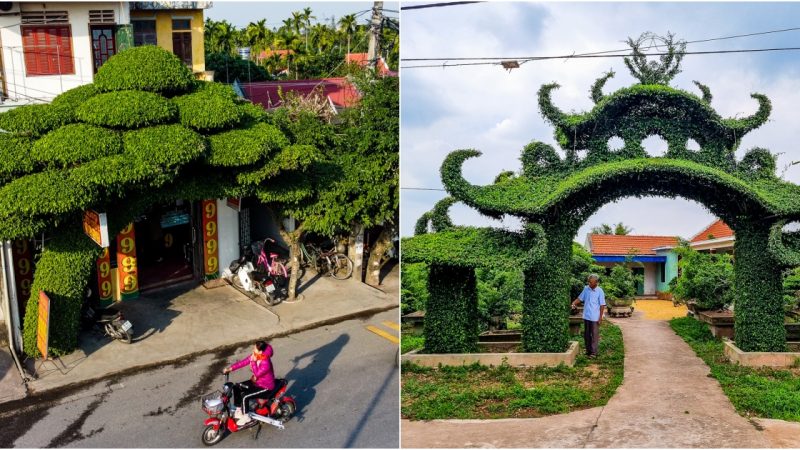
[116,223,139,300]
[201,200,219,278]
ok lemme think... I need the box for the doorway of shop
[135,200,201,291]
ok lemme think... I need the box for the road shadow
[296,270,324,295]
[283,333,350,421]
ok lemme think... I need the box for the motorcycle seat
[251,272,270,282]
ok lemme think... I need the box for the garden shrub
[672,245,734,310]
[31,124,122,169]
[122,124,206,184]
[783,267,800,312]
[0,134,35,183]
[173,85,243,131]
[22,224,100,357]
[0,103,72,137]
[93,46,194,94]
[424,265,478,353]
[603,263,641,305]
[207,122,289,167]
[76,90,178,129]
[235,144,319,185]
[51,83,100,120]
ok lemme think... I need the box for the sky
[205,1,399,29]
[400,2,800,242]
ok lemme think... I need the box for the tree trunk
[348,222,364,283]
[278,224,305,300]
[365,225,392,287]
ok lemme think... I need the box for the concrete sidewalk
[0,331,26,404]
[17,272,397,399]
[402,311,800,448]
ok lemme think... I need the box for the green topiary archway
[403,33,800,354]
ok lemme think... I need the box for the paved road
[1,309,399,448]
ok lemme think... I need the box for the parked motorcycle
[200,373,296,446]
[81,301,134,344]
[227,246,287,306]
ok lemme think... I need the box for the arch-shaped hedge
[404,33,800,353]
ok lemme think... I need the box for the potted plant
[602,264,639,316]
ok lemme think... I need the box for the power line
[402,187,447,191]
[403,26,800,62]
[401,46,800,69]
[401,2,484,11]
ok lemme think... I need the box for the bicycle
[299,242,354,280]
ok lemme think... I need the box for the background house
[689,219,735,253]
[0,1,210,111]
[585,234,680,296]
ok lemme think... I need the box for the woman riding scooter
[223,340,276,425]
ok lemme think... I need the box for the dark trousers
[583,319,600,356]
[233,381,269,412]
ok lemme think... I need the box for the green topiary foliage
[0,45,320,359]
[31,124,122,169]
[122,124,206,184]
[424,265,479,353]
[173,84,243,131]
[0,103,72,137]
[0,134,35,183]
[22,223,100,357]
[235,144,320,185]
[405,31,799,354]
[207,122,289,167]
[93,45,195,95]
[76,90,178,129]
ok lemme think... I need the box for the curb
[0,303,397,414]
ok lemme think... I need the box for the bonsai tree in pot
[671,245,734,312]
[603,264,640,308]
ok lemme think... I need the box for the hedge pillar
[734,221,786,352]
[521,225,570,352]
[424,264,478,353]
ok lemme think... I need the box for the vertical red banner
[202,200,219,279]
[11,239,34,320]
[96,247,113,304]
[116,223,139,300]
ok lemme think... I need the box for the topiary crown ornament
[404,32,800,354]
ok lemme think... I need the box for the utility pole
[367,1,383,70]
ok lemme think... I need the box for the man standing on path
[571,274,606,358]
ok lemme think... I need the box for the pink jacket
[229,345,276,390]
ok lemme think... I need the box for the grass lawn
[401,322,624,420]
[670,316,800,422]
[401,334,425,354]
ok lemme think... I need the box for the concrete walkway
[402,311,800,448]
[9,271,396,401]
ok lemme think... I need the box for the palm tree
[245,19,271,58]
[301,7,316,52]
[338,14,357,55]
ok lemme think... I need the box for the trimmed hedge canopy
[0,46,321,357]
[404,33,800,354]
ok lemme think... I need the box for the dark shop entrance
[134,200,201,291]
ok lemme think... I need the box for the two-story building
[0,1,211,111]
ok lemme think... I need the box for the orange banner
[202,200,219,279]
[82,210,109,247]
[37,291,50,360]
[116,223,139,300]
[96,247,113,303]
[12,239,34,320]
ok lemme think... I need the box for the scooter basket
[201,391,224,415]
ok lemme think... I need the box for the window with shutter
[21,25,75,76]
[172,32,192,66]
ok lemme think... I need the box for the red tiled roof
[258,49,294,60]
[589,234,680,256]
[690,219,734,243]
[239,78,361,109]
[345,52,393,76]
